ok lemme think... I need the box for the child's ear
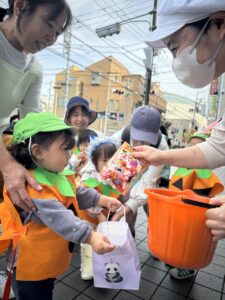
[31,144,45,160]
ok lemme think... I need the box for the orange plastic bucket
[145,189,218,269]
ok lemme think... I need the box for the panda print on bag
[105,259,123,283]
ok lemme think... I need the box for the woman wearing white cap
[133,0,225,242]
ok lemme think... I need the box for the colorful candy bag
[101,142,146,194]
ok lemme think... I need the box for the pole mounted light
[96,23,121,38]
[96,11,155,38]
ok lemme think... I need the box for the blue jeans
[12,268,55,300]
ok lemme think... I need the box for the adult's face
[68,106,90,131]
[163,12,225,80]
[11,1,68,53]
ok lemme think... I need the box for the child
[111,106,169,226]
[169,132,224,280]
[68,129,97,175]
[77,137,120,280]
[0,112,121,299]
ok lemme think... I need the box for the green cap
[13,112,74,144]
[190,132,209,141]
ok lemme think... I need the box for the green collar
[85,177,120,196]
[174,168,212,179]
[73,147,80,155]
[33,167,75,197]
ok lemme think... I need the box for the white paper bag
[93,213,141,290]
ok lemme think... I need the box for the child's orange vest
[169,168,224,197]
[0,168,81,281]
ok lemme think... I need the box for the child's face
[68,106,90,130]
[32,134,71,173]
[97,156,110,173]
[79,141,89,153]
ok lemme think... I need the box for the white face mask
[172,19,224,88]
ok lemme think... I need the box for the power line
[75,1,150,27]
[73,17,146,68]
[98,0,147,40]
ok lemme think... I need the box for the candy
[101,142,146,194]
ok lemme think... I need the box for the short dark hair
[10,129,75,169]
[121,126,130,145]
[0,0,72,32]
[77,129,98,148]
[92,143,117,172]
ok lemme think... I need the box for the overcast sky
[0,0,209,102]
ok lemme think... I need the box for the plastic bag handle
[182,198,220,209]
[106,205,126,223]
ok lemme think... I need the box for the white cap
[146,0,225,48]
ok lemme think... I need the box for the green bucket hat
[190,132,209,141]
[13,112,74,144]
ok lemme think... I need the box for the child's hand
[87,207,103,218]
[76,152,86,160]
[97,195,122,212]
[111,205,132,221]
[85,231,115,254]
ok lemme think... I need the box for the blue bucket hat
[65,96,97,125]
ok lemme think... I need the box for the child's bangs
[99,143,117,160]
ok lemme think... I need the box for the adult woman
[65,96,98,134]
[134,0,225,241]
[0,0,72,211]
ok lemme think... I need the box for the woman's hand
[97,195,122,212]
[2,160,42,212]
[86,231,115,254]
[132,145,164,166]
[206,196,225,241]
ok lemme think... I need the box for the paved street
[52,208,225,300]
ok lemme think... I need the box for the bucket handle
[182,198,220,209]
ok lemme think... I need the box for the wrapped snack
[101,142,146,194]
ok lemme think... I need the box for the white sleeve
[125,136,168,214]
[126,165,163,214]
[19,60,43,117]
[197,115,225,169]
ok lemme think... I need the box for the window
[57,96,66,108]
[114,76,120,82]
[108,99,120,111]
[109,99,114,111]
[91,72,101,85]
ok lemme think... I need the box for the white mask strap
[209,37,225,67]
[191,18,210,51]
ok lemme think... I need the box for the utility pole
[103,74,111,135]
[143,49,153,105]
[143,0,158,105]
[63,26,72,113]
[192,91,199,129]
[216,75,224,119]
